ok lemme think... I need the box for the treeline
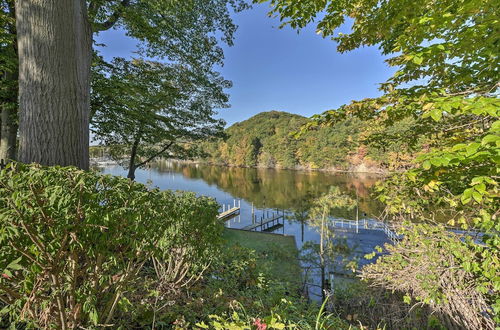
[201,111,419,172]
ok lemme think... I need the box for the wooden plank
[217,207,240,220]
[243,214,284,231]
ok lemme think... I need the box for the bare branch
[92,0,131,32]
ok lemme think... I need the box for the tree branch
[92,0,131,32]
[135,141,174,168]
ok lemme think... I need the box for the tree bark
[16,0,92,169]
[127,137,140,180]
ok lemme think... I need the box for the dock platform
[217,200,241,220]
[243,213,284,232]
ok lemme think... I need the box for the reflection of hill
[152,160,384,217]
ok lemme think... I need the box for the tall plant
[0,163,222,328]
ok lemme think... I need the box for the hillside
[201,111,418,172]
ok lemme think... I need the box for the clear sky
[94,3,395,127]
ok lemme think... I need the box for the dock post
[223,204,225,212]
[356,210,359,234]
[239,200,241,208]
[251,203,255,224]
[233,199,236,208]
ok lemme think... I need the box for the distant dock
[217,199,241,220]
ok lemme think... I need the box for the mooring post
[356,192,359,233]
[251,203,255,223]
[223,204,225,212]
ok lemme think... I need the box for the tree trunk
[320,208,326,302]
[127,137,141,180]
[16,0,92,169]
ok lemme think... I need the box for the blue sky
[95,3,395,127]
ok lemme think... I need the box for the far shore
[158,158,395,176]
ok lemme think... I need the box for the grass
[223,228,302,289]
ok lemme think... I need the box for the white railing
[328,218,401,243]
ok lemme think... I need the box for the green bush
[0,163,221,329]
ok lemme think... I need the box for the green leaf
[465,143,480,156]
[413,56,423,65]
[6,258,22,271]
[461,188,473,204]
[196,322,210,329]
[472,191,483,203]
[481,134,499,146]
[430,109,442,121]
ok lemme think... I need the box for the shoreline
[90,157,399,176]
[166,158,394,176]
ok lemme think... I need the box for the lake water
[99,159,390,298]
[100,159,384,242]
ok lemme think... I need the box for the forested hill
[200,111,418,172]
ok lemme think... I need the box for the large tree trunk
[16,0,92,169]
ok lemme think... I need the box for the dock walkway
[243,214,284,231]
[217,200,241,220]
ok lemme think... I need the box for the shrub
[0,163,221,328]
[196,297,354,329]
[361,224,498,330]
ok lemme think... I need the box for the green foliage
[89,0,249,68]
[91,56,230,179]
[0,0,18,161]
[0,1,16,74]
[202,111,416,171]
[196,298,353,329]
[0,163,222,328]
[259,0,499,327]
[362,224,498,329]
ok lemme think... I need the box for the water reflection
[99,160,390,300]
[151,159,384,218]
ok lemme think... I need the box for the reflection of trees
[151,160,384,217]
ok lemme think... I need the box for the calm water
[99,160,389,299]
[99,159,385,247]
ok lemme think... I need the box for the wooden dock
[243,213,285,232]
[217,200,241,220]
[217,207,240,220]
